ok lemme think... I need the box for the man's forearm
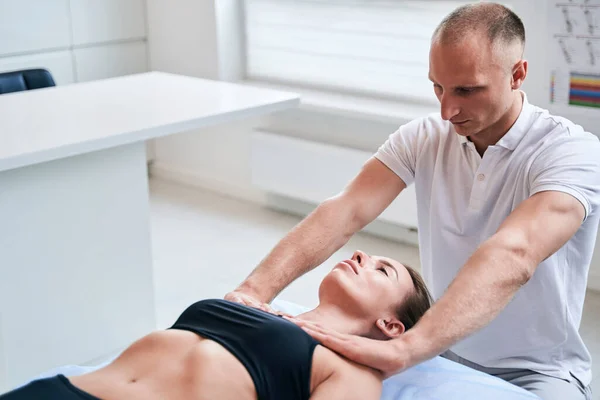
[238,197,358,303]
[398,236,533,368]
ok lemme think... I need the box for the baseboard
[149,162,267,205]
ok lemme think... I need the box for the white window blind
[244,0,472,105]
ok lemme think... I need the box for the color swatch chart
[569,72,600,107]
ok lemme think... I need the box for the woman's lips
[341,259,359,275]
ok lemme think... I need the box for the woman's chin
[320,269,355,292]
[319,278,365,310]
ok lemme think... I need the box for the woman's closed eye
[378,267,389,277]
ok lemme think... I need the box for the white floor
[149,178,600,395]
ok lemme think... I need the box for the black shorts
[0,375,100,400]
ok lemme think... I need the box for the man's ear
[511,59,528,90]
[375,317,405,339]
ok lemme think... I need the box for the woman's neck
[296,304,375,337]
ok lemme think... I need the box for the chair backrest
[0,68,56,95]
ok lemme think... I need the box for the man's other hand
[224,290,293,318]
[288,317,407,378]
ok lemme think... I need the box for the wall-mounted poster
[550,0,600,108]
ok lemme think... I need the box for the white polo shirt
[375,92,600,386]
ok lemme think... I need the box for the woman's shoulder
[310,345,382,397]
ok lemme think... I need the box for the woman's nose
[352,250,369,267]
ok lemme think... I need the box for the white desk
[0,72,299,391]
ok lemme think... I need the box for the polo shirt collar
[458,91,533,151]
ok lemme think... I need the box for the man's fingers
[225,291,265,309]
[276,311,294,318]
[302,326,323,340]
[293,320,344,340]
[301,326,359,359]
[299,325,370,366]
[252,300,289,317]
[287,315,403,376]
[224,291,295,318]
[288,318,321,330]
[257,303,271,311]
[224,291,251,305]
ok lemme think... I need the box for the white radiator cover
[250,131,418,230]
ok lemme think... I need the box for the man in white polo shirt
[226,3,600,399]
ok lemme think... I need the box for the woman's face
[318,250,415,322]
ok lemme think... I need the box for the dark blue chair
[0,68,56,95]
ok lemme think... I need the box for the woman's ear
[375,317,405,338]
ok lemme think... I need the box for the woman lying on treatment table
[1,250,432,400]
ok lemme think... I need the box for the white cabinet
[0,0,71,56]
[74,42,148,82]
[251,131,419,230]
[69,0,147,45]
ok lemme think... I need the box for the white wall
[146,0,219,80]
[0,0,149,85]
[146,0,263,200]
[146,0,600,290]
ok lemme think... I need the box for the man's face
[428,36,515,138]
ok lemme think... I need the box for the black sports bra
[169,299,319,400]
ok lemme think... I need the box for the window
[244,0,471,105]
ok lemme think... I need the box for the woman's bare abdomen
[69,330,258,400]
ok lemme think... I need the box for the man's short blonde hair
[432,2,525,52]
